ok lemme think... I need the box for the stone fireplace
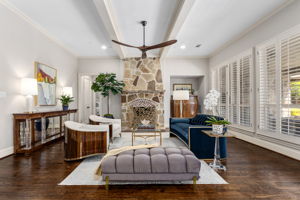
[121,57,164,130]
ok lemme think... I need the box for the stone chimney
[121,57,164,130]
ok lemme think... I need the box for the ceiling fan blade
[144,40,177,51]
[112,40,139,48]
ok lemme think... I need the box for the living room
[0,0,299,199]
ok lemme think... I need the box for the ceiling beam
[93,0,125,59]
[160,0,196,59]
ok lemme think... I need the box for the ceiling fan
[112,21,177,59]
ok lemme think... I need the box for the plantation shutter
[219,65,228,119]
[258,43,277,132]
[280,32,300,137]
[239,55,252,126]
[229,61,239,124]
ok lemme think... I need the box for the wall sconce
[21,78,38,112]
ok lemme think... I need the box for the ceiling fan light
[101,45,107,50]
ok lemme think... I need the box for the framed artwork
[35,62,57,106]
[173,83,192,92]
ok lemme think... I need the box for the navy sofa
[169,114,227,159]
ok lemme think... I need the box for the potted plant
[205,117,231,134]
[59,95,74,111]
[91,73,125,118]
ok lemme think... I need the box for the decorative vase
[212,124,224,134]
[62,105,69,111]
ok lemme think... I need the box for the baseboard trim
[0,146,14,159]
[230,130,300,161]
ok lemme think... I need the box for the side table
[202,130,234,171]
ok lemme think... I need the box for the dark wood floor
[0,138,299,200]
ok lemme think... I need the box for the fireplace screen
[129,99,158,129]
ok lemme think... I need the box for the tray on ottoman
[101,147,201,189]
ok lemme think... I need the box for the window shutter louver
[230,61,239,124]
[239,55,252,126]
[217,51,253,129]
[258,43,278,132]
[280,33,300,137]
[219,65,228,119]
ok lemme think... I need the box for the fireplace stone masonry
[121,57,164,130]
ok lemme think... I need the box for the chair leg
[193,176,197,185]
[105,176,109,190]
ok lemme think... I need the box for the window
[219,65,229,119]
[257,25,300,140]
[218,50,253,129]
[257,43,277,132]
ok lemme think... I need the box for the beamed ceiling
[2,0,291,58]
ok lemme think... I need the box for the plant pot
[212,124,224,134]
[62,105,69,111]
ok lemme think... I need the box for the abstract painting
[35,62,57,105]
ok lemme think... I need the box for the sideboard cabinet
[170,95,199,118]
[13,109,77,154]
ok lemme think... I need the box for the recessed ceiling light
[101,45,107,50]
[180,45,186,49]
[195,44,202,48]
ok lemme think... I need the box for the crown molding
[0,0,78,57]
[208,0,294,59]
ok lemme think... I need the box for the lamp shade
[21,78,37,95]
[173,90,189,100]
[62,87,73,97]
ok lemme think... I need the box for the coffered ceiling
[2,0,291,58]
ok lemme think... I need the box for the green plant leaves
[91,73,125,97]
[205,116,231,125]
[59,95,74,106]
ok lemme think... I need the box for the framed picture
[173,84,192,93]
[35,62,57,106]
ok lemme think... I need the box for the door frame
[78,73,97,123]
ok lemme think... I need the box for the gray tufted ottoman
[101,147,201,189]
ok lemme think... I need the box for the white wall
[0,4,78,158]
[78,58,123,119]
[162,58,209,127]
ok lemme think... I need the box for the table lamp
[173,90,189,118]
[21,78,38,113]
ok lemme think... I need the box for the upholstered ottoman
[101,147,201,188]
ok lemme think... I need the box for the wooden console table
[13,109,77,154]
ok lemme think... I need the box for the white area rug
[59,133,228,185]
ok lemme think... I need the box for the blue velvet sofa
[169,114,227,159]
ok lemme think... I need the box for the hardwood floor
[0,138,299,200]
